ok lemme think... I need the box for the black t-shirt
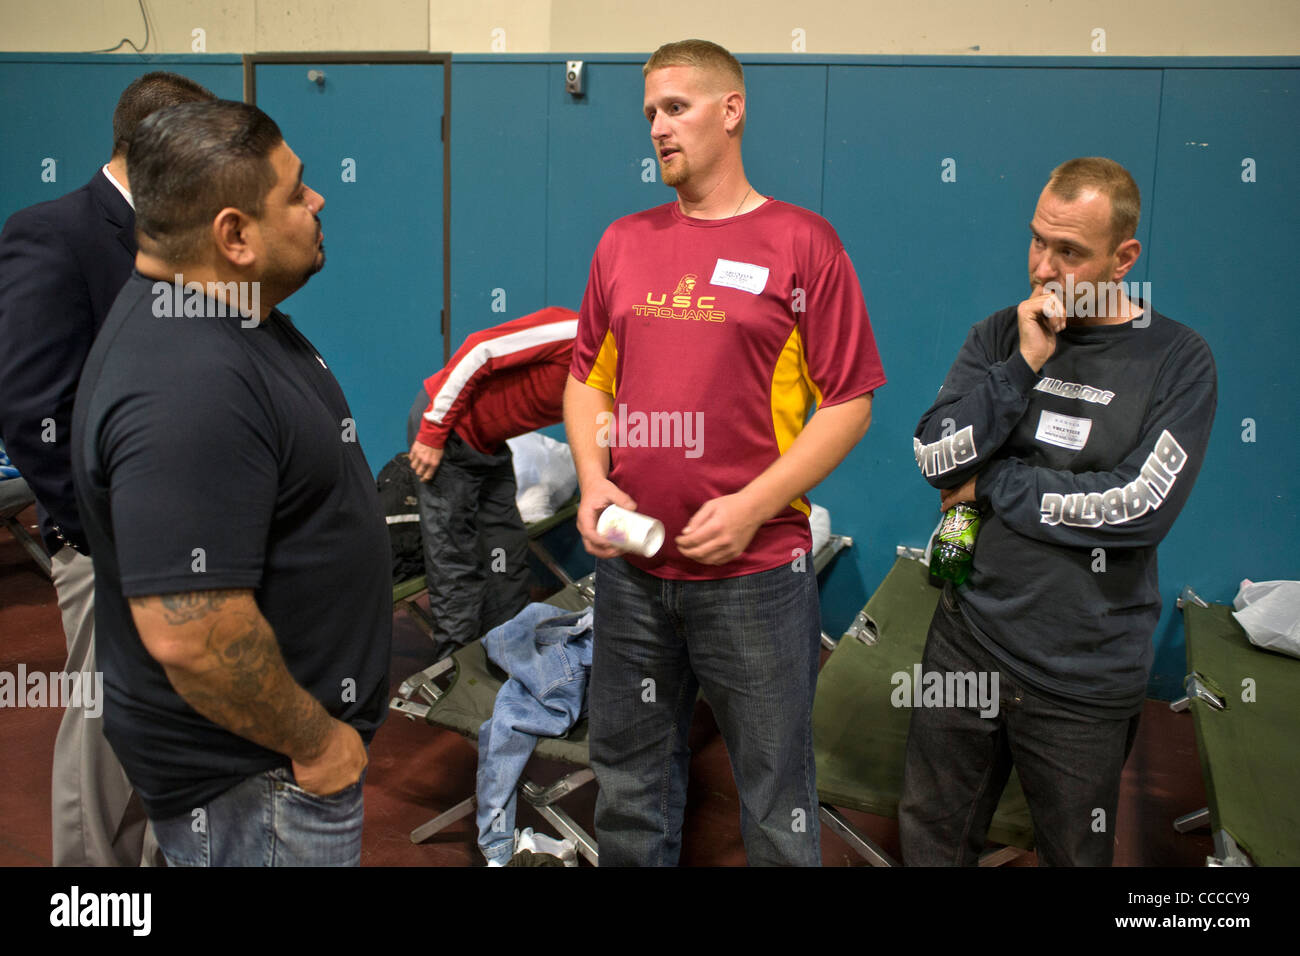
[72,271,392,820]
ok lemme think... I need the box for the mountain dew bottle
[929,503,981,587]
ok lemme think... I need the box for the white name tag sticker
[1035,410,1093,451]
[710,258,769,295]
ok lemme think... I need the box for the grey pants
[407,390,531,657]
[50,545,160,866]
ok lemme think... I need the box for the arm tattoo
[148,589,242,626]
[139,592,333,761]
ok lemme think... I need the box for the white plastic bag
[1232,579,1300,659]
[507,432,578,524]
[809,503,831,556]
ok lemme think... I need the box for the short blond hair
[644,40,745,136]
[644,39,744,92]
[1046,157,1141,250]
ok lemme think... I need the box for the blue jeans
[898,585,1140,866]
[589,556,822,866]
[477,603,594,864]
[150,765,366,866]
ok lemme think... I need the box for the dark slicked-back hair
[1046,157,1141,250]
[129,100,283,264]
[111,71,216,157]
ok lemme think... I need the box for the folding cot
[813,551,1036,866]
[389,521,853,865]
[1172,587,1300,866]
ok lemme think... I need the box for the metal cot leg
[411,795,477,845]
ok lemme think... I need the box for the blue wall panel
[743,64,827,214]
[449,63,549,347]
[0,57,243,224]
[1142,69,1300,695]
[546,62,652,311]
[255,62,443,474]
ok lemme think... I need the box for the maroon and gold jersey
[572,199,886,580]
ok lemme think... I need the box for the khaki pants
[50,545,160,866]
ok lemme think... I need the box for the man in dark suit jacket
[0,71,214,866]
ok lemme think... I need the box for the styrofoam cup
[597,504,665,558]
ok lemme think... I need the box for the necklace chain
[731,186,752,218]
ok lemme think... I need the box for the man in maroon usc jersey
[564,39,886,866]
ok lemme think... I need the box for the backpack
[376,453,424,583]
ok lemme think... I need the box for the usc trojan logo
[634,273,726,323]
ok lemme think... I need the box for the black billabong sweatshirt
[914,306,1217,716]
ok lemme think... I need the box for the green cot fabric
[812,556,1034,850]
[392,575,427,603]
[420,586,591,767]
[1183,602,1300,866]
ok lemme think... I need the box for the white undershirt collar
[101,164,134,210]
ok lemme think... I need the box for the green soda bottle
[929,503,981,587]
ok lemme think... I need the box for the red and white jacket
[416,306,577,454]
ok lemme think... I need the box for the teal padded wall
[253,61,444,475]
[0,55,244,224]
[1142,69,1300,692]
[449,63,549,350]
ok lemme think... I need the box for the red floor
[0,504,1215,867]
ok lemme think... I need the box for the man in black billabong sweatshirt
[901,157,1217,866]
[71,101,391,866]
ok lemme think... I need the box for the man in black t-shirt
[71,100,391,866]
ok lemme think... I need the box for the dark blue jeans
[589,556,822,866]
[898,585,1141,866]
[150,766,366,866]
